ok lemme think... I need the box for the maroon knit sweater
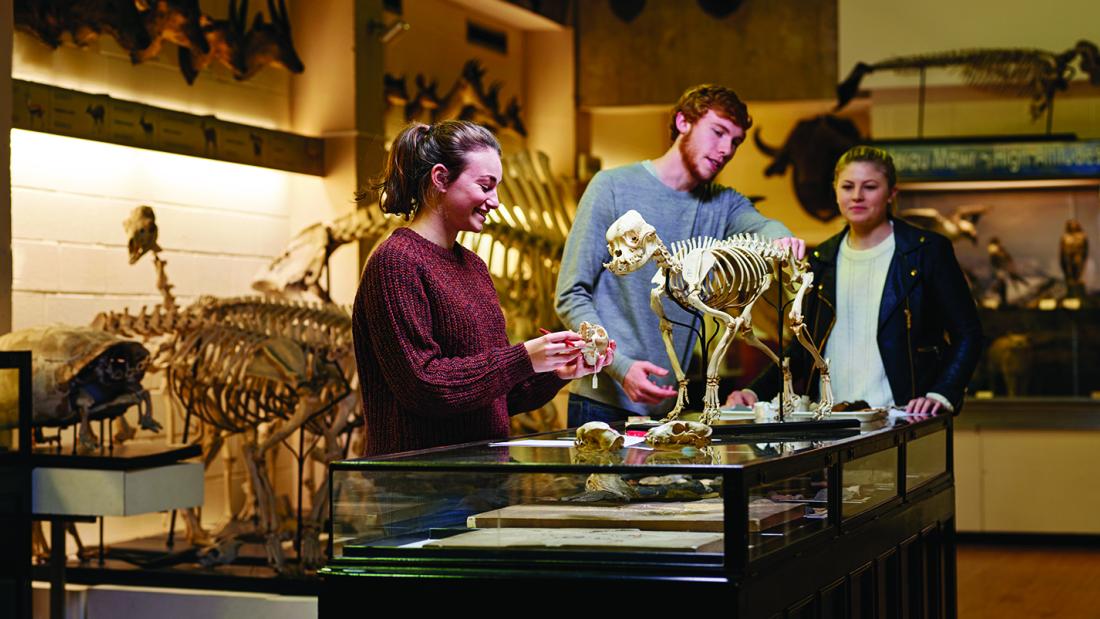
[353,227,568,457]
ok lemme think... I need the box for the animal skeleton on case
[604,210,833,424]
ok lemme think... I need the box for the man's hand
[773,237,807,260]
[622,361,678,404]
[724,389,758,408]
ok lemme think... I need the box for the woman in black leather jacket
[728,146,982,415]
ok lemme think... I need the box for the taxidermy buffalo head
[753,115,863,222]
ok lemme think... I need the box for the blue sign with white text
[880,141,1100,181]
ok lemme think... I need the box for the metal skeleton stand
[165,404,194,549]
[279,425,322,557]
[776,263,785,420]
[917,67,926,139]
[46,514,95,619]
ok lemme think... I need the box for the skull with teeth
[574,421,624,451]
[603,210,659,275]
[644,420,713,448]
[576,321,609,389]
[577,322,609,366]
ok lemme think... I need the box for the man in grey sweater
[556,84,805,424]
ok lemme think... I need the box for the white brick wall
[11,19,319,526]
[10,129,294,329]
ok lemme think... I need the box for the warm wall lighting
[12,36,286,130]
[11,129,294,212]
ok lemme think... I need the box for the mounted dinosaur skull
[604,210,659,275]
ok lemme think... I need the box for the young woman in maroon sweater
[353,121,614,456]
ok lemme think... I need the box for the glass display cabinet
[882,140,1100,537]
[893,172,1100,402]
[321,414,956,618]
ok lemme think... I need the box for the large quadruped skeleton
[95,207,356,572]
[604,210,834,423]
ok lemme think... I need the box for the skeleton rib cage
[169,324,300,434]
[666,234,786,310]
[94,296,355,435]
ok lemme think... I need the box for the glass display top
[334,411,929,470]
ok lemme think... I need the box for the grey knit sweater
[555,162,792,417]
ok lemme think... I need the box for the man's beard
[678,128,719,184]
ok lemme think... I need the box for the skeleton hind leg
[792,323,834,418]
[684,292,739,425]
[651,287,690,421]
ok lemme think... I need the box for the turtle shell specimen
[0,325,150,429]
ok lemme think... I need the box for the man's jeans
[566,393,630,427]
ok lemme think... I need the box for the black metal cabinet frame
[0,352,33,619]
[321,416,956,618]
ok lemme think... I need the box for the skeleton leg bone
[241,440,285,571]
[651,287,689,421]
[787,270,833,418]
[181,507,212,546]
[301,401,354,568]
[781,358,800,415]
[683,293,741,424]
[113,415,136,444]
[792,323,834,418]
[241,392,319,571]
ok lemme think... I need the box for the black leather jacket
[751,218,983,411]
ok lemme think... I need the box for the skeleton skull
[574,421,624,451]
[577,321,609,389]
[577,321,609,366]
[603,210,658,275]
[644,420,713,448]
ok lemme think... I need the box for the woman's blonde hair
[834,145,897,189]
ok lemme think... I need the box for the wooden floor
[957,542,1100,618]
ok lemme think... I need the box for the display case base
[322,485,957,618]
[31,581,316,619]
